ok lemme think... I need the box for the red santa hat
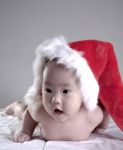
[24,36,123,130]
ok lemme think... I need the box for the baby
[5,60,104,142]
[5,37,107,142]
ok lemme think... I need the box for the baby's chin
[50,111,69,122]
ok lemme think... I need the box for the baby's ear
[38,90,42,96]
[81,100,86,109]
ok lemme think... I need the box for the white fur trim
[24,36,99,111]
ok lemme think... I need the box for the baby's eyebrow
[44,82,70,87]
[44,82,52,86]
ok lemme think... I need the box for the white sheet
[0,109,123,150]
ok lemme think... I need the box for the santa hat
[24,36,99,111]
[24,36,123,130]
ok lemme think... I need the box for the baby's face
[42,61,82,122]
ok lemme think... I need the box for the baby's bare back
[29,101,103,141]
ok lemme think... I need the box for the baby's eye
[45,88,52,93]
[62,89,69,94]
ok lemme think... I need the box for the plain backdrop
[0,0,123,108]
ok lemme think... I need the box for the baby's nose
[52,95,61,104]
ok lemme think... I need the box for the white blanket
[0,109,123,150]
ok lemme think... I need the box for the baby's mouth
[54,108,63,114]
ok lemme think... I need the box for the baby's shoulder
[27,100,43,118]
[86,106,104,126]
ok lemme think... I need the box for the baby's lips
[54,108,63,114]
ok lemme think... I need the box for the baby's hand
[12,132,31,143]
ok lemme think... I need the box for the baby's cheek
[43,95,52,106]
[63,100,74,111]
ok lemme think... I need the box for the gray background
[0,0,123,108]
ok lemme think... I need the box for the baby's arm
[13,108,38,143]
[86,105,104,134]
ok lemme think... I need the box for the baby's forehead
[45,60,80,84]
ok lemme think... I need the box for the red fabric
[69,40,123,130]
